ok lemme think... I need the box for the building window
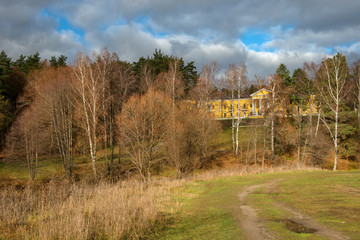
[224,113,227,117]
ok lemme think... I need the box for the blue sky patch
[241,29,274,52]
[40,9,86,43]
[242,29,271,45]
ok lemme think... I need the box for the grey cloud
[0,0,85,61]
[86,24,171,62]
[52,0,360,50]
[1,0,359,79]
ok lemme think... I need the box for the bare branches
[316,53,350,171]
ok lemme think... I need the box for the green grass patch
[156,171,360,239]
[157,173,280,240]
[249,170,360,239]
[157,177,246,239]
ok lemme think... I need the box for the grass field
[157,170,360,240]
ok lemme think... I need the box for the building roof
[250,88,270,98]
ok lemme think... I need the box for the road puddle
[276,219,317,234]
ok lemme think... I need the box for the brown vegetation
[0,164,318,240]
[0,178,183,240]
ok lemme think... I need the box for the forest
[1,49,360,182]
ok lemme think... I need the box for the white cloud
[0,0,359,78]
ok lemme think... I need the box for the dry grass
[0,178,184,240]
[192,163,320,181]
[0,164,320,240]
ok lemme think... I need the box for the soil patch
[237,181,280,240]
[276,219,316,234]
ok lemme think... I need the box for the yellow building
[206,88,316,120]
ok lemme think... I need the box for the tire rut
[237,181,277,240]
[237,179,350,240]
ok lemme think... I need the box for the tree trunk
[315,108,321,138]
[271,115,275,155]
[254,126,257,168]
[246,138,251,166]
[235,119,240,155]
[334,105,338,171]
[231,97,235,154]
[262,126,266,171]
[297,108,302,168]
[109,102,114,175]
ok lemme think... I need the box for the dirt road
[237,180,350,240]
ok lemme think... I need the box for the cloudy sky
[1,0,360,79]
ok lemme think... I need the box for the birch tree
[224,65,236,154]
[73,53,103,177]
[234,63,247,156]
[267,75,280,156]
[316,53,350,171]
[267,73,289,158]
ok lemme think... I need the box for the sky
[1,0,360,80]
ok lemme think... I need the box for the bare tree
[33,67,75,179]
[9,99,47,180]
[316,53,350,171]
[117,90,171,182]
[94,50,111,172]
[234,63,247,156]
[267,73,290,159]
[224,64,237,154]
[19,108,40,180]
[255,75,270,170]
[267,74,280,156]
[169,104,218,178]
[157,59,185,177]
[73,53,103,176]
[191,62,218,157]
[108,60,136,173]
[352,60,360,128]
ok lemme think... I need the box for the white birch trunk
[254,126,257,168]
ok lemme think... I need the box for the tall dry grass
[192,164,321,181]
[0,179,184,240]
[0,164,320,239]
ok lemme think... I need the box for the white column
[252,98,255,115]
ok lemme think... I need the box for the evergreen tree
[181,61,198,94]
[132,49,198,94]
[23,52,41,74]
[50,55,67,67]
[276,63,294,86]
[0,50,12,94]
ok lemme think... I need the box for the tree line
[221,53,360,171]
[2,49,220,180]
[1,48,360,181]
